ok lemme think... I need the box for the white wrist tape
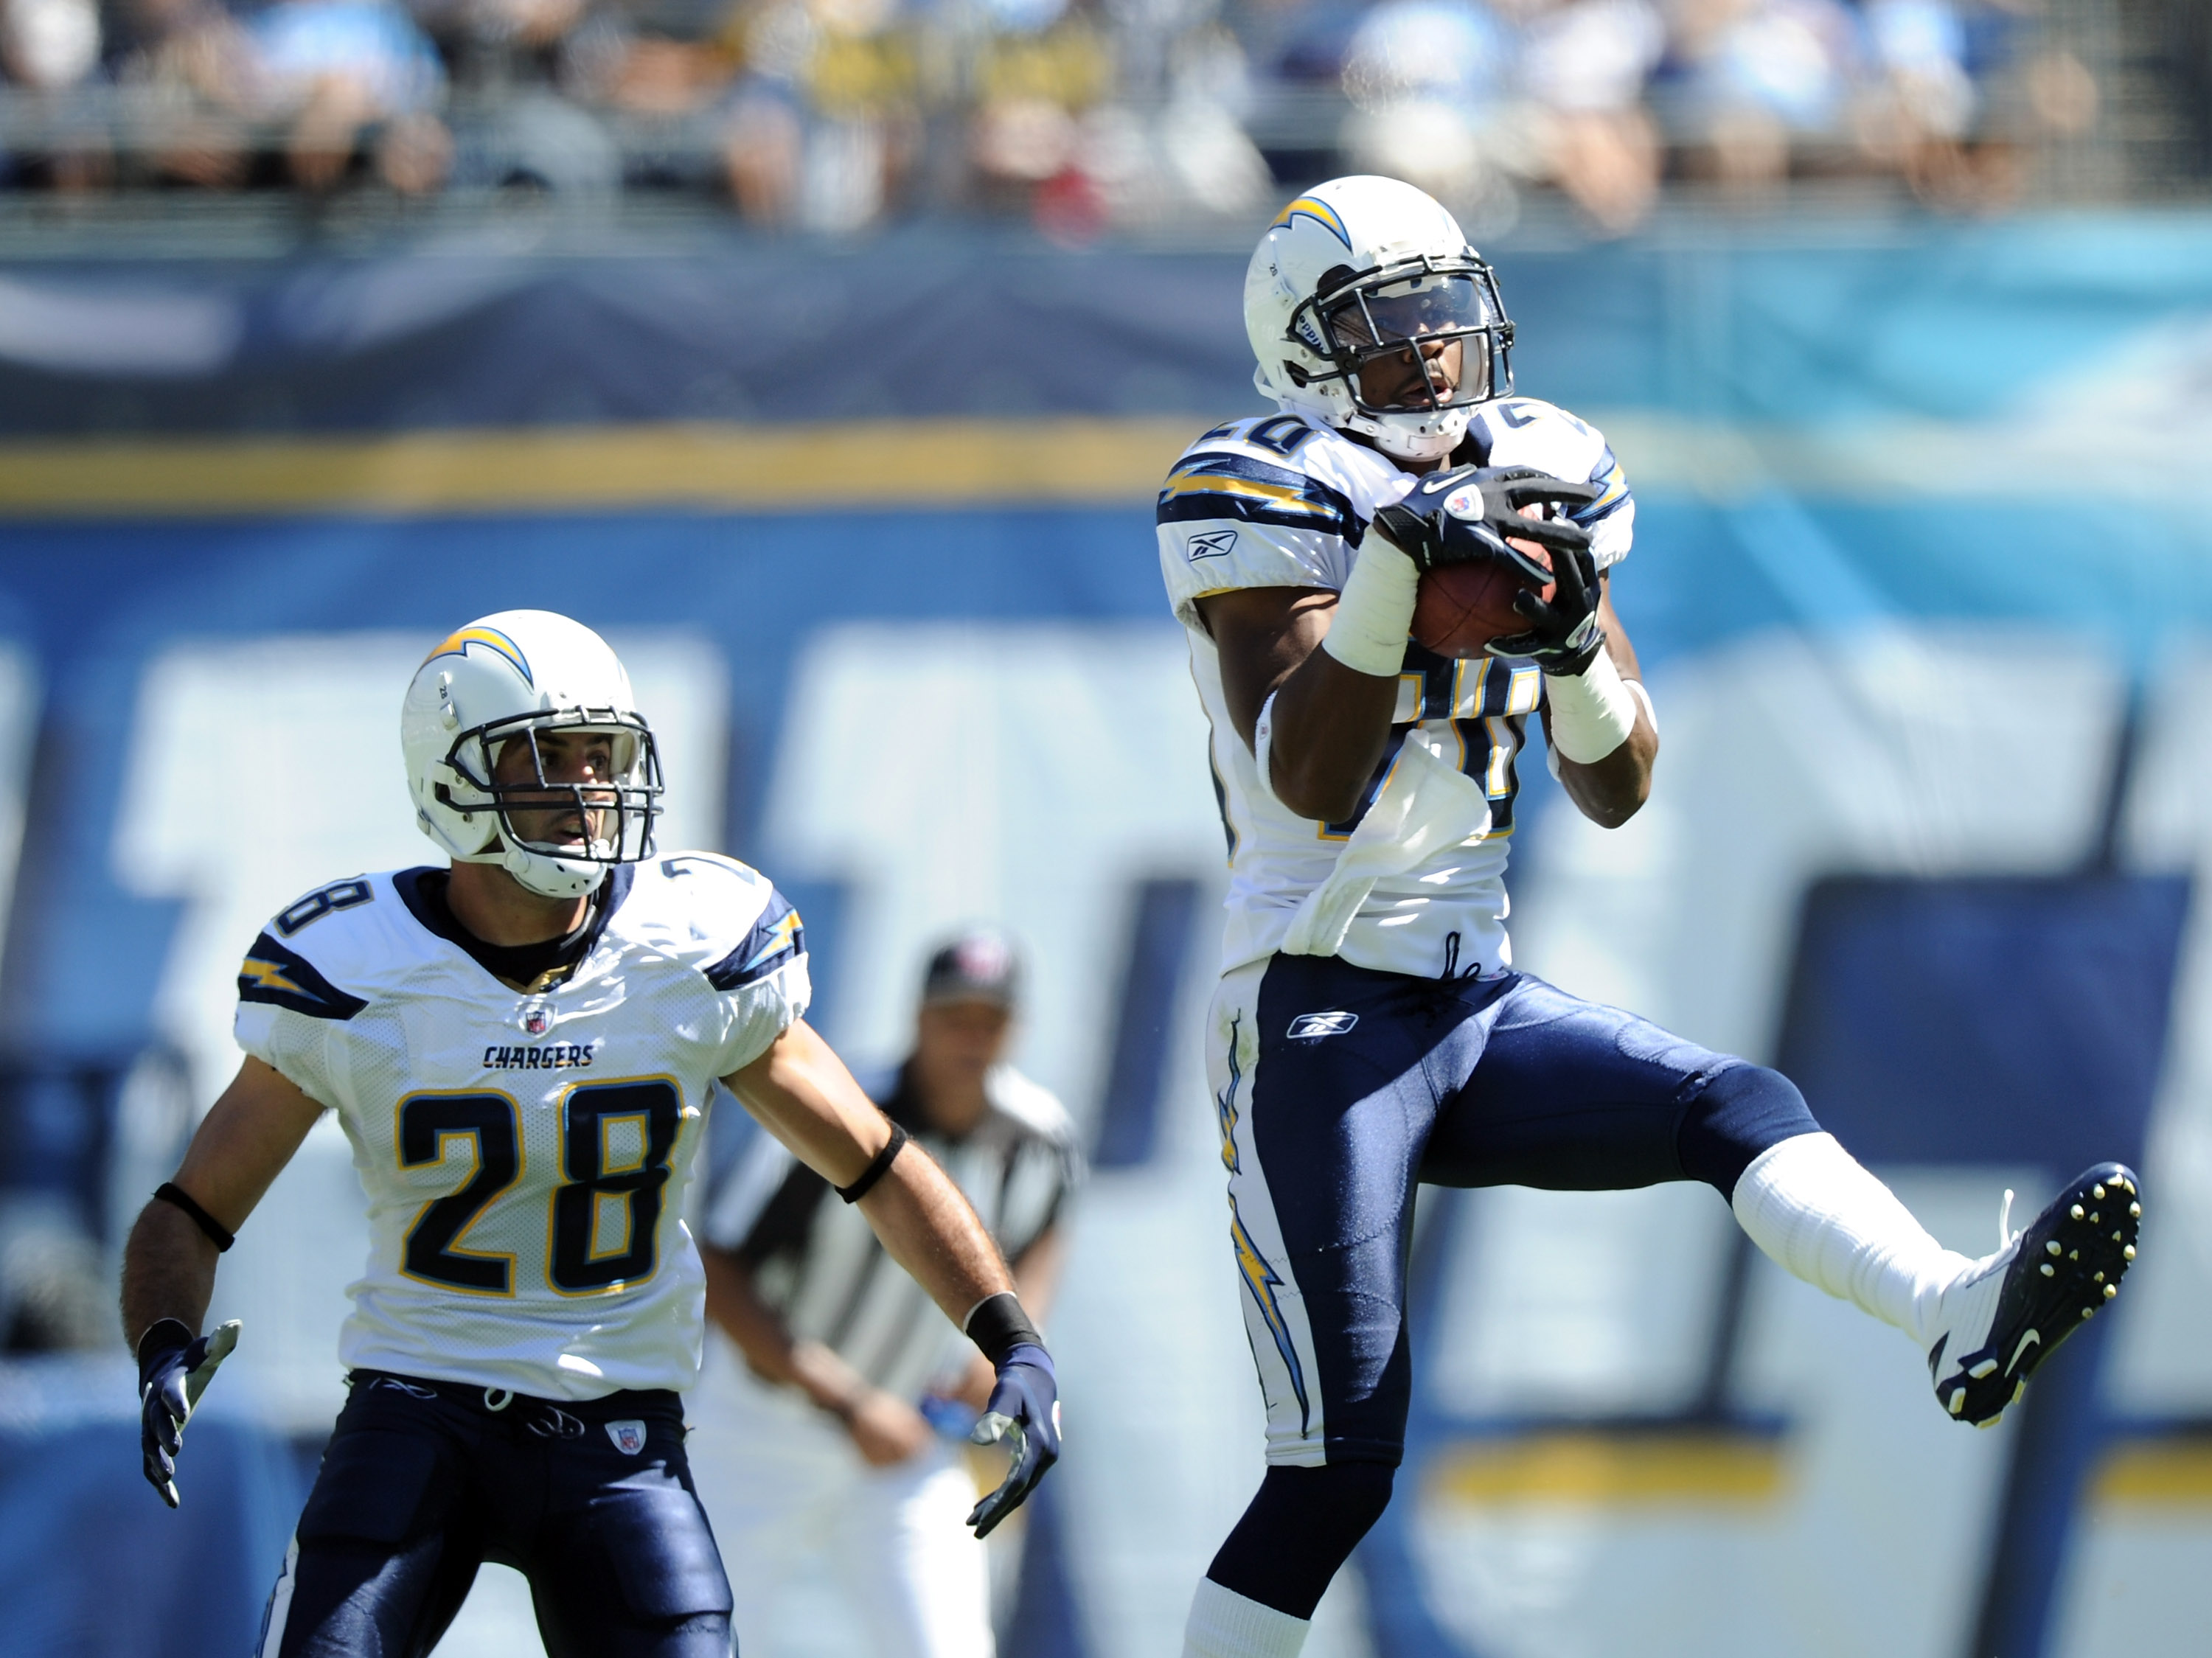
[1321,538,1418,679]
[1545,650,1640,764]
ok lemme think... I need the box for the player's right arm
[1185,452,1601,823]
[1194,586,1398,823]
[119,1055,324,1507]
[119,1056,324,1345]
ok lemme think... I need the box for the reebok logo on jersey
[1187,529,1238,562]
[481,1042,599,1070]
[1287,1011,1357,1039]
[605,1420,647,1455]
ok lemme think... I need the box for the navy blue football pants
[1205,954,1816,1571]
[1202,955,1818,1617]
[257,1372,734,1658]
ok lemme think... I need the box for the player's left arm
[950,1224,1068,1410]
[1543,575,1658,829]
[726,1018,1059,1535]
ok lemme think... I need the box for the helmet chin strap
[447,831,607,900]
[1347,407,1468,464]
[500,842,608,900]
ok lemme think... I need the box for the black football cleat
[1925,1163,2140,1428]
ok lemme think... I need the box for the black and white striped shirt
[700,1063,1082,1401]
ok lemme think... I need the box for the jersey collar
[392,863,636,992]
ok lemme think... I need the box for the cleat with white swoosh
[1923,1164,2140,1428]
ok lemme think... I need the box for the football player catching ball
[1159,175,2140,1658]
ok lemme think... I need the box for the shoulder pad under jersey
[1465,397,1632,562]
[622,851,804,993]
[237,874,389,1021]
[1160,414,1418,536]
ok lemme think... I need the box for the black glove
[966,1343,1060,1539]
[1487,534,1605,672]
[138,1317,240,1508]
[1370,464,1599,576]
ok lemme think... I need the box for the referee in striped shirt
[688,929,1082,1658]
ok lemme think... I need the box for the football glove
[1369,464,1599,577]
[138,1317,240,1508]
[966,1343,1059,1539]
[1488,532,1606,672]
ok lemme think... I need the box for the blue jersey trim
[1157,452,1359,540]
[703,888,805,992]
[238,932,368,1021]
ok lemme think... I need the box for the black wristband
[154,1182,234,1253]
[835,1121,908,1205]
[964,1291,1043,1367]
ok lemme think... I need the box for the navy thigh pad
[589,1488,734,1622]
[1425,977,1732,1191]
[297,1430,450,1547]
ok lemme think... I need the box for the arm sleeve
[703,885,813,1077]
[232,929,358,1110]
[1475,399,1635,571]
[1569,436,1635,571]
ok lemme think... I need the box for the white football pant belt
[1183,1580,1310,1658]
[1732,1132,1975,1348]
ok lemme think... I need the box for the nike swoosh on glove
[138,1317,240,1508]
[966,1342,1060,1539]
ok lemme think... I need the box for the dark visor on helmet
[1286,254,1515,415]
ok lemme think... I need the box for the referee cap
[921,928,1021,1009]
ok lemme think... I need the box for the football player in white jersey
[1161,176,2141,1658]
[117,610,1060,1658]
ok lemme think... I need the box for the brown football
[1411,545,1552,658]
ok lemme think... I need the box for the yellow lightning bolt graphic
[1215,1012,1245,1175]
[1230,1200,1310,1432]
[239,958,305,996]
[740,910,802,973]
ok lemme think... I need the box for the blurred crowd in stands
[0,0,2114,233]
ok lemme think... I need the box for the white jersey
[1156,400,1634,979]
[233,852,810,1400]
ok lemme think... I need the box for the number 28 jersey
[1156,401,1635,980]
[233,853,809,1400]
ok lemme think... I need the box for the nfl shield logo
[1443,485,1485,521]
[605,1420,647,1455]
[521,1001,551,1037]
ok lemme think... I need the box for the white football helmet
[1244,175,1514,463]
[400,610,662,899]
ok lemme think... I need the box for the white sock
[1731,1132,1974,1349]
[1182,1579,1311,1658]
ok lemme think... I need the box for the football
[1411,545,1552,658]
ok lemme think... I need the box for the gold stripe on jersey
[1157,473,1343,519]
